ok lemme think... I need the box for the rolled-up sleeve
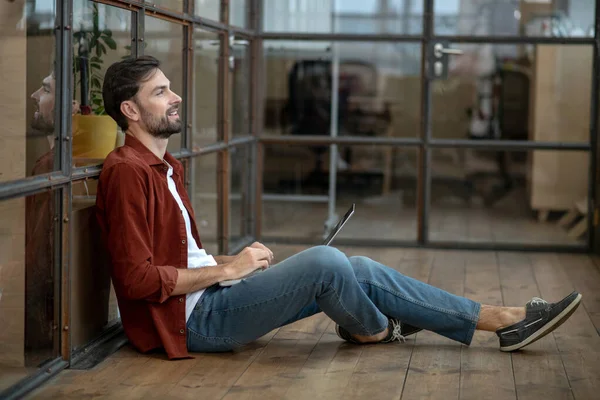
[99,163,178,303]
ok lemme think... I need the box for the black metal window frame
[256,0,600,254]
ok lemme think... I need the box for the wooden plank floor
[25,245,600,400]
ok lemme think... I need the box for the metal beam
[0,358,69,400]
[229,136,257,147]
[429,139,591,151]
[0,174,70,202]
[259,135,422,146]
[260,33,594,45]
[261,32,422,42]
[259,236,588,253]
[418,0,433,244]
[218,0,231,254]
[589,1,600,252]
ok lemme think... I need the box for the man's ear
[71,100,80,115]
[120,100,140,122]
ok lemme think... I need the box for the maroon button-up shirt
[96,134,202,359]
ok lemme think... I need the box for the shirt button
[179,297,184,303]
[182,239,186,244]
[180,329,185,334]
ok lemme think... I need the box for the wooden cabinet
[528,45,592,215]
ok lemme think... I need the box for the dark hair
[102,56,161,131]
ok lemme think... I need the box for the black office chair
[280,59,382,187]
[283,60,332,185]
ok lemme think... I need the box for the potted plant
[71,1,119,162]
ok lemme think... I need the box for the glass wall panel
[1,0,57,183]
[0,189,60,391]
[152,0,184,13]
[70,178,119,352]
[263,0,422,34]
[230,0,248,28]
[193,28,220,147]
[230,145,252,246]
[191,154,219,255]
[262,144,417,242]
[145,16,185,153]
[431,43,592,144]
[231,41,251,138]
[194,0,220,22]
[263,41,421,139]
[72,1,133,167]
[429,148,589,245]
[433,0,595,37]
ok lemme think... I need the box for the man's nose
[171,92,182,104]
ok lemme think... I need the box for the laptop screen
[322,204,355,246]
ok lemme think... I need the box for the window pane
[263,0,422,34]
[194,0,220,21]
[72,0,133,168]
[191,154,219,255]
[230,145,252,246]
[193,28,220,147]
[145,17,185,153]
[70,178,120,352]
[429,149,588,245]
[0,189,60,391]
[230,0,248,28]
[431,43,592,143]
[262,144,417,241]
[232,42,251,138]
[434,0,595,37]
[1,0,57,183]
[264,41,421,138]
[152,0,184,13]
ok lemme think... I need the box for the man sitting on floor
[96,56,582,360]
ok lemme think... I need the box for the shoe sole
[500,293,582,352]
[335,325,422,344]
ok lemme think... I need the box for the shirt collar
[124,133,182,175]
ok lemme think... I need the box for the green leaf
[102,36,117,50]
[90,63,102,70]
[99,43,107,55]
[91,56,101,63]
[91,77,101,89]
[103,29,113,37]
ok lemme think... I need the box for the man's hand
[222,246,272,280]
[249,241,274,265]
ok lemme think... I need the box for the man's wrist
[219,262,235,280]
[214,255,235,264]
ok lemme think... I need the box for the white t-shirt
[165,161,217,322]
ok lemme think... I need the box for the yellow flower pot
[72,114,118,160]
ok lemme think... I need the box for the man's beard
[31,110,55,133]
[139,104,182,139]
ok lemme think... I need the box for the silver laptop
[219,203,355,286]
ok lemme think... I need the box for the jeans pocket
[187,328,240,353]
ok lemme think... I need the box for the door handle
[433,43,463,58]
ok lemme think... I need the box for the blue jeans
[187,246,481,352]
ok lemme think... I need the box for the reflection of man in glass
[25,71,57,364]
[25,70,79,365]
